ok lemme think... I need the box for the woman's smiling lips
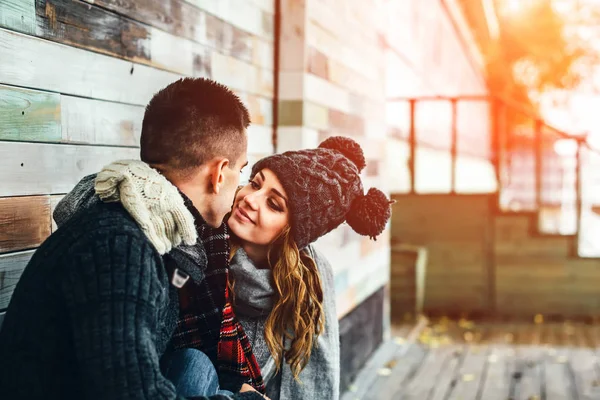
[234,206,255,224]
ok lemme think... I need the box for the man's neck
[153,164,218,228]
[177,188,215,227]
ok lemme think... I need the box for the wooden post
[450,98,458,194]
[534,119,543,210]
[409,99,416,194]
[575,140,583,256]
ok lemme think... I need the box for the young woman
[226,136,393,400]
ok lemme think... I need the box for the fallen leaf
[464,332,474,342]
[534,314,544,324]
[458,318,475,329]
[394,337,405,345]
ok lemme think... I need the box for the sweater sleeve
[280,246,341,400]
[61,231,263,400]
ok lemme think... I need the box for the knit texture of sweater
[0,175,262,400]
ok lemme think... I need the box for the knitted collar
[94,160,198,255]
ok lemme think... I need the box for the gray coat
[230,247,340,400]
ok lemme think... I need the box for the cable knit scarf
[94,160,197,254]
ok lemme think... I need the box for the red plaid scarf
[168,198,265,393]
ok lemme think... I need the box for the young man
[0,78,265,400]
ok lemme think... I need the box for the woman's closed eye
[268,198,283,212]
[249,178,284,212]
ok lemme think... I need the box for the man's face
[211,132,248,226]
[215,153,248,224]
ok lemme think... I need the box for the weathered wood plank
[478,345,515,400]
[570,347,600,400]
[32,0,152,63]
[306,17,379,82]
[0,27,180,106]
[342,319,428,400]
[0,250,35,309]
[306,45,383,102]
[82,0,209,45]
[80,0,273,69]
[240,92,273,126]
[183,0,273,40]
[545,345,575,400]
[210,51,273,98]
[0,86,267,148]
[0,196,51,253]
[304,74,378,120]
[362,344,427,400]
[402,345,456,399]
[61,95,143,146]
[513,346,543,400]
[246,124,273,155]
[50,195,64,232]
[0,0,35,35]
[0,142,139,196]
[494,236,571,258]
[1,0,273,78]
[429,345,466,400]
[339,339,401,400]
[447,345,489,400]
[0,84,61,142]
[150,26,194,75]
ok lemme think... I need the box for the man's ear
[210,158,230,195]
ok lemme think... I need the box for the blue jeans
[161,349,233,397]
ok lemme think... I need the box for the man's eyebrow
[258,171,265,181]
[272,189,288,206]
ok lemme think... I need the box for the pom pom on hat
[319,136,366,172]
[346,188,392,239]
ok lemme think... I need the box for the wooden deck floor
[342,318,600,400]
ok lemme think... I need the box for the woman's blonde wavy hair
[229,226,324,379]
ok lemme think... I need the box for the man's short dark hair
[140,78,250,178]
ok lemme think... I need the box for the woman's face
[228,168,290,246]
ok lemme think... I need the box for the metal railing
[388,94,600,257]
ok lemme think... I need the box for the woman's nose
[243,192,259,210]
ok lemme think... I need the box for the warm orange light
[553,139,578,156]
[506,0,522,14]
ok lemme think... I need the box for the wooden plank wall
[390,194,493,317]
[296,0,391,321]
[494,213,600,318]
[0,0,275,313]
[390,193,600,319]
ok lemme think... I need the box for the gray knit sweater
[230,248,340,400]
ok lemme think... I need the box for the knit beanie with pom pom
[250,136,393,250]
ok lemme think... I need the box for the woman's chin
[228,219,247,241]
